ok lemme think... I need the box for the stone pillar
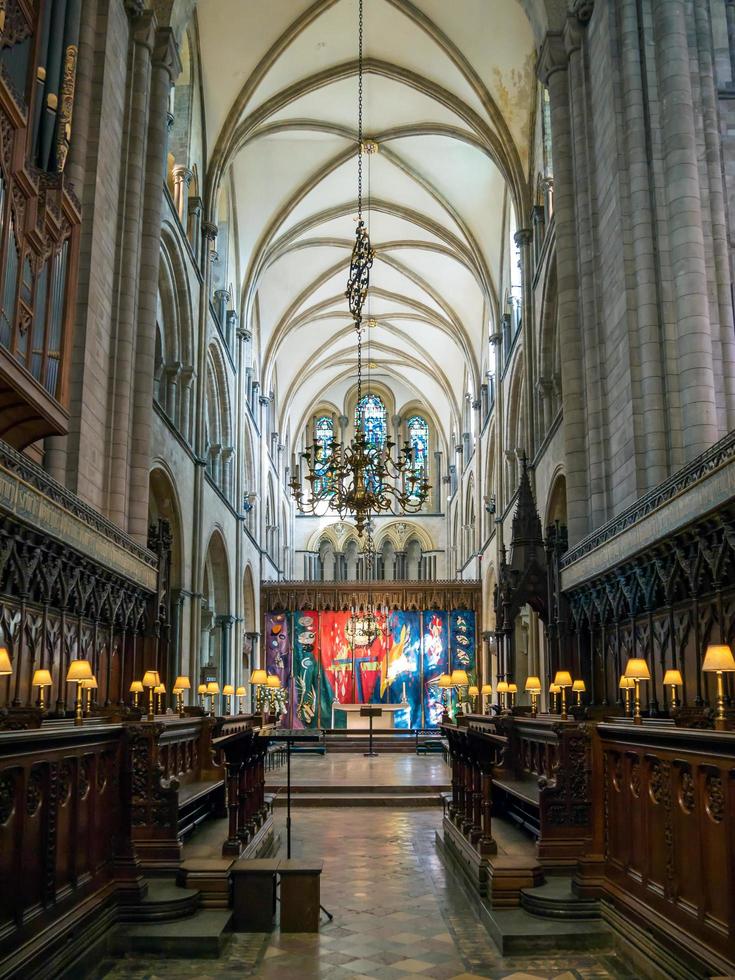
[214,288,230,329]
[187,195,202,264]
[218,615,234,689]
[652,0,717,457]
[106,9,157,528]
[538,30,590,544]
[514,228,536,458]
[179,366,194,441]
[172,164,193,224]
[221,446,235,500]
[164,361,181,420]
[127,25,182,540]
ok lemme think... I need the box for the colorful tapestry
[383,611,421,728]
[422,610,449,727]
[265,606,476,728]
[319,612,355,727]
[264,612,290,724]
[292,611,319,729]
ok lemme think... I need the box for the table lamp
[236,685,246,714]
[618,675,634,716]
[496,679,509,710]
[222,683,235,715]
[251,669,268,711]
[480,683,492,714]
[624,658,650,724]
[553,670,573,719]
[525,676,541,716]
[266,674,281,713]
[437,673,452,719]
[130,679,144,708]
[468,684,479,712]
[702,644,735,726]
[173,676,191,716]
[154,682,166,714]
[81,675,98,715]
[66,659,93,725]
[0,647,11,677]
[197,682,207,708]
[206,681,220,717]
[142,670,160,721]
[507,682,518,708]
[572,679,586,706]
[549,682,560,713]
[662,669,683,710]
[32,669,52,712]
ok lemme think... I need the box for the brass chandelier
[289,0,430,538]
[346,527,385,645]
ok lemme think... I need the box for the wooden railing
[576,721,735,976]
[0,721,141,978]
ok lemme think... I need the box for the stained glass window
[313,415,334,495]
[407,415,429,501]
[355,394,386,448]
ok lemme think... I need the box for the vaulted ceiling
[197,0,538,448]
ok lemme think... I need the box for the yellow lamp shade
[525,676,541,692]
[480,684,492,695]
[572,680,586,693]
[437,674,453,688]
[173,676,191,691]
[0,648,11,675]
[507,683,518,694]
[549,683,561,694]
[468,685,479,697]
[553,670,573,688]
[624,657,651,681]
[222,684,235,696]
[702,644,735,672]
[451,669,469,687]
[130,680,144,694]
[154,683,166,694]
[206,682,220,695]
[663,669,683,687]
[618,674,634,690]
[197,683,208,695]
[266,675,281,689]
[142,670,160,688]
[67,659,93,683]
[81,676,98,689]
[32,669,52,687]
[496,680,509,694]
[235,686,246,696]
[250,669,268,685]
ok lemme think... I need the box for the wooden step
[118,880,201,922]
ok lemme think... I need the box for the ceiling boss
[289,0,431,537]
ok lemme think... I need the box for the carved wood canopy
[260,580,482,615]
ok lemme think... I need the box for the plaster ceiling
[197,0,538,445]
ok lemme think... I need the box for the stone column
[652,0,718,457]
[187,195,202,264]
[433,450,442,511]
[128,24,182,540]
[221,446,235,500]
[214,288,230,329]
[514,228,536,458]
[164,361,181,420]
[179,366,194,441]
[106,9,157,528]
[172,164,193,224]
[218,614,234,688]
[538,30,590,544]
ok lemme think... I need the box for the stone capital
[130,9,156,49]
[472,399,481,411]
[537,31,567,84]
[172,164,194,186]
[513,227,532,248]
[153,26,182,82]
[202,221,218,242]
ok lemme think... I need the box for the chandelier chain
[358,0,363,221]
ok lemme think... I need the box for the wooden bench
[177,778,226,838]
[415,729,446,755]
[279,860,323,932]
[231,858,281,931]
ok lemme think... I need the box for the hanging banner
[450,609,477,680]
[292,611,319,729]
[422,610,449,727]
[264,612,291,725]
[319,612,355,727]
[352,612,388,705]
[383,610,421,728]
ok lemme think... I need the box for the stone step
[112,909,233,959]
[266,782,450,795]
[520,877,600,919]
[483,906,612,956]
[119,879,201,922]
[273,791,443,807]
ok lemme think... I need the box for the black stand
[360,706,382,757]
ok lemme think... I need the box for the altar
[333,703,406,730]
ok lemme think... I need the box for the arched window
[313,415,334,495]
[355,394,386,449]
[407,415,429,501]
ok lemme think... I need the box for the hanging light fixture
[346,523,384,644]
[289,0,430,537]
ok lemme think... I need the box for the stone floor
[265,753,450,789]
[99,754,635,979]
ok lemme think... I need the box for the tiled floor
[100,754,635,979]
[265,753,450,789]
